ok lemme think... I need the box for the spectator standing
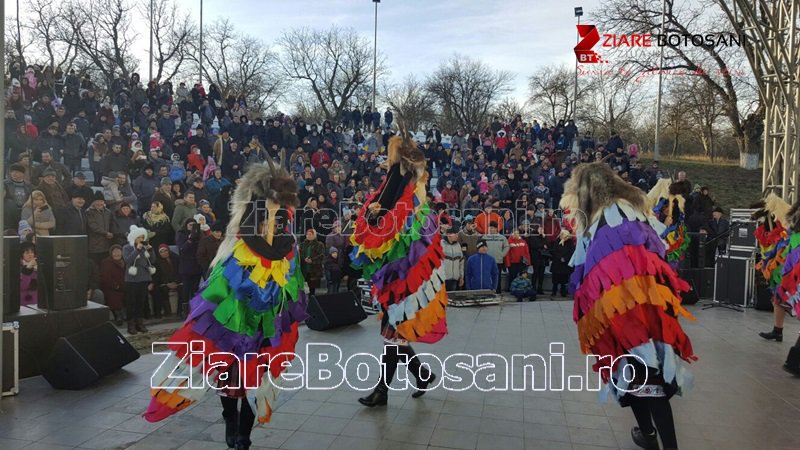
[196,222,224,274]
[465,240,498,290]
[87,191,115,266]
[55,192,88,236]
[504,228,530,291]
[483,221,509,293]
[143,201,174,249]
[458,216,481,258]
[152,244,180,318]
[64,172,94,204]
[176,218,203,317]
[21,190,56,236]
[550,230,575,297]
[4,164,32,231]
[102,171,137,213]
[299,229,326,295]
[475,204,502,235]
[442,229,465,291]
[324,247,343,293]
[62,122,86,175]
[133,163,160,213]
[123,225,155,334]
[99,244,126,325]
[172,191,198,232]
[152,177,176,219]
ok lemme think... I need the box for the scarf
[144,208,169,226]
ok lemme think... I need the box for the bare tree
[57,0,140,89]
[662,83,693,158]
[526,65,584,126]
[4,16,32,70]
[190,19,285,117]
[277,26,385,121]
[674,76,725,160]
[426,54,513,131]
[494,97,531,122]
[24,0,78,72]
[580,68,650,137]
[381,75,437,132]
[598,0,759,166]
[140,0,196,83]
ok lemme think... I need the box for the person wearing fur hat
[777,198,800,375]
[122,225,156,334]
[87,190,115,266]
[175,217,203,317]
[561,162,695,450]
[151,244,180,318]
[196,222,224,274]
[133,162,160,213]
[324,246,343,293]
[299,228,326,295]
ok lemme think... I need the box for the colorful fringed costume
[648,178,690,266]
[144,160,307,432]
[562,163,695,449]
[350,134,448,345]
[351,132,447,406]
[778,200,800,376]
[752,194,792,294]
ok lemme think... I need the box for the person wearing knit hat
[123,224,156,335]
[18,220,33,242]
[193,213,210,232]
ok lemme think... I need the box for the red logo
[575,24,604,64]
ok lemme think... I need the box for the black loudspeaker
[42,322,140,390]
[3,236,21,317]
[305,291,367,331]
[36,235,89,311]
[679,268,715,300]
[714,256,750,306]
[754,283,774,311]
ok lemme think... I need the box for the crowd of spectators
[4,64,727,330]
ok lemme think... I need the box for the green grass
[640,157,762,211]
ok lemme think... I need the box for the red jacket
[188,152,206,172]
[441,187,459,207]
[311,151,331,169]
[475,211,502,234]
[504,236,530,267]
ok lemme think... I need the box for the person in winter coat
[4,163,33,231]
[206,168,233,204]
[35,167,70,210]
[142,200,174,248]
[55,192,88,236]
[152,177,176,219]
[465,240,498,290]
[504,227,530,290]
[19,242,38,306]
[510,271,536,302]
[112,202,141,246]
[483,221,509,293]
[324,221,348,266]
[549,230,575,297]
[324,247,344,294]
[299,228,326,295]
[123,225,156,334]
[62,122,86,175]
[152,244,180,318]
[196,222,224,274]
[87,191,115,266]
[442,229,465,291]
[132,163,160,213]
[102,171,137,213]
[171,191,198,232]
[99,244,126,325]
[21,190,56,236]
[176,218,203,317]
[475,205,503,234]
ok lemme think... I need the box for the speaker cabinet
[41,322,140,390]
[3,236,21,317]
[305,291,367,331]
[36,235,89,311]
[714,256,754,307]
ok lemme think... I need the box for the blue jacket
[465,253,498,290]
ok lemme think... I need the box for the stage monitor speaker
[729,221,757,253]
[41,322,140,390]
[754,283,774,311]
[36,235,88,311]
[3,237,21,317]
[714,256,753,307]
[305,291,367,331]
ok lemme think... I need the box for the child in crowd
[510,270,536,302]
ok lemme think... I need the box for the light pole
[149,0,154,81]
[654,0,666,160]
[199,0,204,85]
[573,6,583,155]
[372,0,380,112]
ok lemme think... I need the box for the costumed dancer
[350,131,448,407]
[647,178,691,268]
[776,199,800,374]
[752,194,793,343]
[562,163,696,450]
[144,158,307,450]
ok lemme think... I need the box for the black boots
[358,387,388,407]
[235,437,251,450]
[412,373,436,398]
[759,327,783,342]
[631,426,659,450]
[224,417,237,448]
[784,344,800,376]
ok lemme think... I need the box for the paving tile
[80,429,146,449]
[476,432,524,450]
[126,434,189,449]
[249,427,294,448]
[428,427,478,449]
[38,425,106,447]
[328,435,382,450]
[298,415,349,435]
[279,430,337,450]
[382,423,434,445]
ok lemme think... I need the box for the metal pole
[372,0,378,111]
[573,14,580,154]
[149,0,154,82]
[654,0,666,160]
[199,0,204,84]
[1,0,7,410]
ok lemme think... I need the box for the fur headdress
[647,178,672,209]
[211,154,299,267]
[751,193,792,230]
[127,224,149,247]
[560,162,647,235]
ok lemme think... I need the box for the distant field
[640,157,762,211]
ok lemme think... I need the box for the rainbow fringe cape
[777,232,800,316]
[653,197,690,264]
[570,202,696,402]
[144,238,308,424]
[755,222,791,292]
[349,174,448,344]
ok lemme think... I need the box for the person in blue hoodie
[465,240,498,290]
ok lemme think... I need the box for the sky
[5,0,605,104]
